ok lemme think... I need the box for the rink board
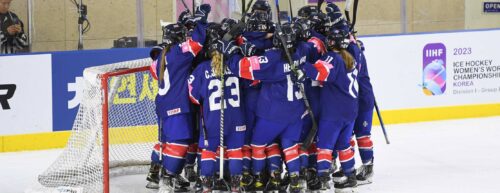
[1,29,500,152]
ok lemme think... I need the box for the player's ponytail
[210,51,224,78]
[338,49,355,71]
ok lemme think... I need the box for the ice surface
[1,116,500,193]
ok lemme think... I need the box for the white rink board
[0,54,53,135]
[361,29,500,110]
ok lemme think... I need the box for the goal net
[28,58,158,193]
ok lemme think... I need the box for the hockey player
[234,1,278,190]
[189,23,246,193]
[291,18,326,191]
[222,23,323,193]
[302,28,359,192]
[326,2,376,185]
[146,4,211,191]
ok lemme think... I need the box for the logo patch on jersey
[167,108,181,116]
[236,125,246,132]
[422,43,446,96]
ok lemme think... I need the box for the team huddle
[146,1,375,193]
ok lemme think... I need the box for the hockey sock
[338,147,355,176]
[316,148,333,175]
[162,140,189,174]
[151,143,165,164]
[200,149,217,177]
[186,143,198,166]
[251,144,266,175]
[227,148,243,176]
[242,145,252,171]
[282,140,301,174]
[357,136,374,164]
[266,143,282,172]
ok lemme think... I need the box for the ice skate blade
[356,178,373,186]
[146,181,159,189]
[334,187,357,193]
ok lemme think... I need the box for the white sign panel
[361,30,500,110]
[0,54,53,135]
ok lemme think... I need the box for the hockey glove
[216,40,240,59]
[193,4,211,23]
[241,43,256,57]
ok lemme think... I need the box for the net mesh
[28,58,158,193]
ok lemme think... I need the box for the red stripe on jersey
[308,37,326,54]
[357,136,373,149]
[338,148,355,163]
[163,143,188,158]
[150,60,158,80]
[317,148,333,162]
[201,149,217,161]
[188,84,200,105]
[227,148,243,159]
[283,144,300,163]
[313,60,333,81]
[181,39,203,56]
[265,143,281,157]
[251,145,266,160]
[239,56,260,80]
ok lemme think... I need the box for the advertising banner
[361,29,500,110]
[0,54,53,135]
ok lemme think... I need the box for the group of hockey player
[145,1,375,192]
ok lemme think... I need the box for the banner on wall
[0,54,53,135]
[361,29,500,110]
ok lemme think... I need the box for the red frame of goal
[100,66,151,193]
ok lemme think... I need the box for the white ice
[1,116,500,193]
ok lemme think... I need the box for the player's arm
[188,65,204,105]
[303,53,340,82]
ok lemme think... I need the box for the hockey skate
[195,177,203,193]
[265,171,282,193]
[318,175,331,192]
[184,165,198,183]
[288,173,303,193]
[240,171,254,191]
[279,172,290,192]
[161,174,189,192]
[356,164,373,185]
[213,178,230,192]
[306,169,321,192]
[333,171,357,193]
[146,163,161,189]
[230,175,242,193]
[332,169,344,184]
[176,174,191,188]
[198,176,214,193]
[252,173,266,193]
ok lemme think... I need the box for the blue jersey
[188,60,246,138]
[150,22,207,118]
[227,48,308,123]
[303,51,359,122]
[351,43,375,112]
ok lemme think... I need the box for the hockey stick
[288,0,293,19]
[273,0,318,151]
[350,0,359,32]
[219,54,226,180]
[317,0,325,10]
[374,100,390,144]
[180,0,191,14]
[345,0,352,24]
[157,48,168,180]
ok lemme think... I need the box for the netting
[27,58,158,193]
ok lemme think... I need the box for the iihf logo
[422,43,447,96]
